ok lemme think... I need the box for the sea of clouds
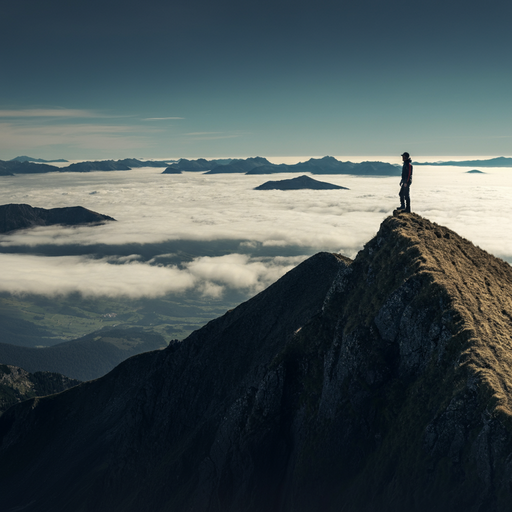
[1,160,511,299]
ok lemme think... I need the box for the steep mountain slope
[1,214,512,512]
[0,251,345,512]
[0,364,80,414]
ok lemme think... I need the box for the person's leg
[404,185,411,212]
[398,186,405,209]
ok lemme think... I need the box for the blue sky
[1,0,511,160]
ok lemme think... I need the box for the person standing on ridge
[398,152,413,213]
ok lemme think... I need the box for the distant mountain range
[254,175,349,190]
[10,156,69,163]
[415,156,512,167]
[204,156,271,174]
[2,214,512,510]
[164,156,401,176]
[0,327,167,381]
[0,203,116,233]
[3,156,511,176]
[0,157,173,175]
[0,363,80,414]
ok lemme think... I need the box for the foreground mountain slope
[0,251,345,512]
[1,214,512,511]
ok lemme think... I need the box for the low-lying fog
[1,162,511,299]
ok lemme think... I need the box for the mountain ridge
[1,214,512,511]
[9,156,68,163]
[0,158,172,175]
[414,156,512,167]
[0,203,115,233]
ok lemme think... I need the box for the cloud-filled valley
[1,162,512,299]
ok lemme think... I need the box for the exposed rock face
[1,214,512,512]
[0,203,116,233]
[0,364,80,415]
[254,174,348,190]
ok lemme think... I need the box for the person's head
[401,152,410,162]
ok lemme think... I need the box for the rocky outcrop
[0,203,116,233]
[1,214,512,512]
[254,174,348,190]
[0,364,80,415]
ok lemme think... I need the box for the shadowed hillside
[1,213,512,512]
[0,328,167,381]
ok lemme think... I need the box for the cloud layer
[1,163,511,298]
[0,253,302,299]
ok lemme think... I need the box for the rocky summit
[1,213,512,512]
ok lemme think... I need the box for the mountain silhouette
[246,156,401,176]
[0,159,59,174]
[160,156,400,176]
[415,156,512,167]
[254,175,348,190]
[204,157,271,173]
[1,213,512,512]
[0,158,171,175]
[0,203,116,233]
[9,156,68,163]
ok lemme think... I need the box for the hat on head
[401,152,410,158]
